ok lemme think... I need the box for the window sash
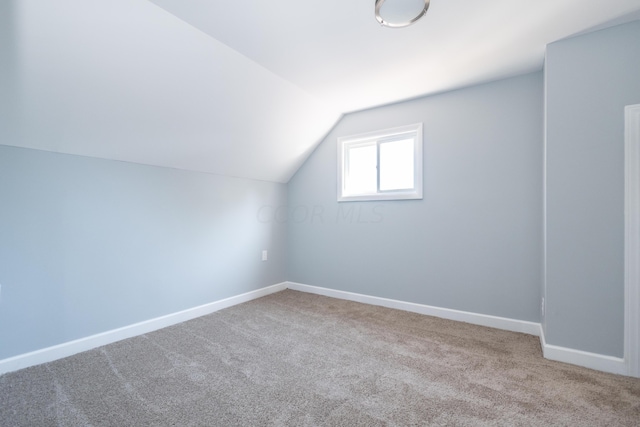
[338,123,423,202]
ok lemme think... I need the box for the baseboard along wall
[287,282,629,376]
[0,281,631,377]
[0,283,288,376]
[286,282,541,336]
[539,327,627,376]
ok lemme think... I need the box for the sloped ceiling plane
[3,0,640,182]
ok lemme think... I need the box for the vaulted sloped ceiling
[147,0,640,113]
[6,0,340,182]
[3,0,640,182]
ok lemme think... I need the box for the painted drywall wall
[544,20,640,357]
[288,72,543,322]
[0,1,18,146]
[0,145,287,360]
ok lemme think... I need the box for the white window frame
[337,123,423,202]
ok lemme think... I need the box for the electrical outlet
[262,250,268,261]
[541,297,545,316]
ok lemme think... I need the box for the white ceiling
[147,0,640,113]
[5,0,640,182]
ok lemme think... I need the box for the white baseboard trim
[285,282,541,336]
[1,281,631,378]
[539,327,627,376]
[287,282,632,376]
[0,282,288,376]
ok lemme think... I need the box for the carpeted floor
[1,290,639,426]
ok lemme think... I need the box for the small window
[338,123,423,202]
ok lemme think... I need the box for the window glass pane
[345,144,377,195]
[337,123,422,202]
[379,138,414,191]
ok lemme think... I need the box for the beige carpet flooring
[1,289,639,426]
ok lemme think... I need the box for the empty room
[1,0,640,425]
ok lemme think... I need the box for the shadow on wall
[0,0,19,144]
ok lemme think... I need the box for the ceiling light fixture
[375,0,430,28]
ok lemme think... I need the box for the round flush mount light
[375,0,430,28]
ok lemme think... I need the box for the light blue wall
[288,72,543,322]
[544,20,640,357]
[0,1,18,146]
[0,145,287,360]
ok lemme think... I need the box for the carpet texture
[1,290,639,426]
